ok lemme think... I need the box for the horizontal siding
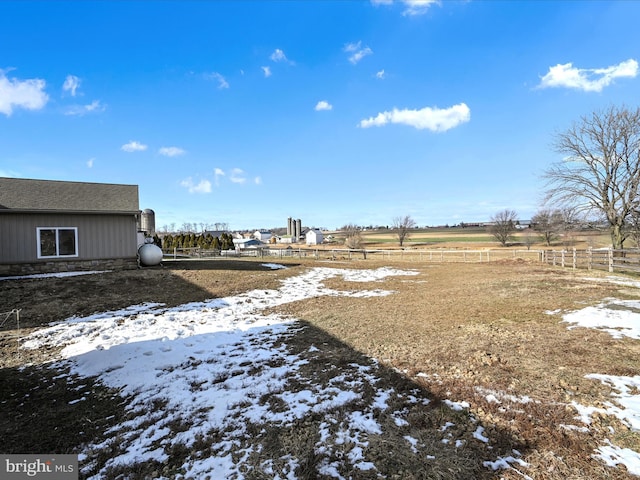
[0,213,138,264]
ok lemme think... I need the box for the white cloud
[180,177,212,194]
[64,100,106,116]
[121,141,148,152]
[315,100,333,111]
[213,168,225,186]
[344,41,373,65]
[370,0,439,15]
[270,49,294,64]
[376,69,386,79]
[87,157,95,168]
[359,102,470,132]
[0,70,49,116]
[63,75,81,96]
[158,146,186,157]
[206,72,229,89]
[538,59,638,92]
[401,0,440,16]
[213,168,260,186]
[230,168,246,184]
[261,66,272,78]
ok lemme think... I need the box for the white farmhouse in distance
[254,230,272,241]
[306,228,324,245]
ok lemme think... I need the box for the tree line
[158,232,236,251]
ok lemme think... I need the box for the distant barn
[0,177,141,276]
[254,230,272,241]
[306,228,324,245]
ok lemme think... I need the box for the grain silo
[141,208,156,235]
[295,219,302,240]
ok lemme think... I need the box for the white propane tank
[138,242,163,266]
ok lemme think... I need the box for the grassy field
[327,227,614,250]
[1,257,639,478]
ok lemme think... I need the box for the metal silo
[295,219,302,240]
[141,208,156,235]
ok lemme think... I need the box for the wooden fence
[165,246,640,274]
[540,248,640,273]
[166,246,543,263]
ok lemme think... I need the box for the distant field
[331,227,614,250]
[364,235,497,244]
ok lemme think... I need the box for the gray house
[0,177,141,276]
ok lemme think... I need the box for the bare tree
[392,215,416,247]
[628,210,640,248]
[543,105,640,249]
[489,209,517,246]
[341,224,363,249]
[522,227,536,250]
[531,209,564,246]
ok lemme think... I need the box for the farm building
[254,230,272,241]
[233,238,263,250]
[0,177,141,276]
[306,228,324,245]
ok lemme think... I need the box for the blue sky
[1,1,639,231]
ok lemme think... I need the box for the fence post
[609,248,614,273]
[587,247,592,270]
[561,250,566,268]
[572,248,577,269]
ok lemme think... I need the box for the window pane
[39,229,56,256]
[58,229,77,256]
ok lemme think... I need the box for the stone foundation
[0,257,139,277]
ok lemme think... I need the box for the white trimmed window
[37,227,78,258]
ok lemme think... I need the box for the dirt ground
[1,257,639,479]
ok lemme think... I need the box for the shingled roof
[0,177,139,213]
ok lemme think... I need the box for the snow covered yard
[554,277,640,477]
[4,260,640,479]
[14,265,524,479]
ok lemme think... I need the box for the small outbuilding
[306,228,324,245]
[0,177,141,276]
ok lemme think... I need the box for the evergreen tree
[163,235,174,251]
